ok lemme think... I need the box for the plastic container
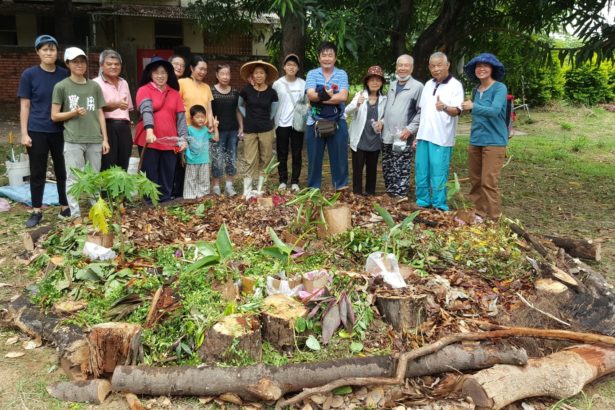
[127,157,140,175]
[5,159,30,186]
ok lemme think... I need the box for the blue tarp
[0,183,60,206]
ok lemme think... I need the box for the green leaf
[184,254,220,273]
[332,386,353,395]
[306,335,321,351]
[295,317,307,333]
[223,302,236,316]
[268,227,292,254]
[215,223,233,260]
[374,203,395,228]
[350,341,364,353]
[261,246,288,261]
[75,267,102,281]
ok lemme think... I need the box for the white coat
[344,90,387,151]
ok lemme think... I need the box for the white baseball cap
[64,47,87,62]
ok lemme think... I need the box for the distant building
[0,0,275,103]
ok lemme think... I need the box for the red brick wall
[0,49,100,104]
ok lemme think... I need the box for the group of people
[18,34,509,229]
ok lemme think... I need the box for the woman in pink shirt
[93,49,134,170]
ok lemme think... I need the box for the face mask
[396,74,411,82]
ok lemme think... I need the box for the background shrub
[564,65,613,105]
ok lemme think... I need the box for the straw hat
[240,60,279,85]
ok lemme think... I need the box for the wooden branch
[278,326,615,407]
[144,286,163,328]
[111,343,527,400]
[23,225,54,251]
[509,222,549,258]
[546,235,601,261]
[46,379,111,404]
[516,292,570,327]
[462,345,615,409]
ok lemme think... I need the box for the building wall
[15,14,37,47]
[0,49,100,104]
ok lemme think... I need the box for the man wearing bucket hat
[344,65,387,196]
[414,52,463,211]
[461,53,508,221]
[237,60,279,198]
[51,47,109,218]
[18,34,69,227]
[273,53,306,192]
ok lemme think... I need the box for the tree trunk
[388,0,414,59]
[88,322,142,377]
[47,379,111,405]
[199,314,262,363]
[111,343,527,400]
[376,293,426,331]
[280,11,306,74]
[462,345,615,409]
[546,235,601,261]
[261,294,307,350]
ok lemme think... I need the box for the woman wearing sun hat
[461,53,508,221]
[237,60,279,198]
[134,56,188,202]
[344,65,387,195]
[18,35,70,228]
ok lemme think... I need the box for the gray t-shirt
[357,101,381,152]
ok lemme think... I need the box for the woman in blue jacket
[461,53,508,221]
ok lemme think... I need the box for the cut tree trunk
[47,379,111,405]
[376,293,426,331]
[111,343,527,400]
[23,225,54,251]
[261,294,307,349]
[462,344,615,410]
[546,235,601,261]
[88,322,142,377]
[199,314,262,363]
[4,294,90,380]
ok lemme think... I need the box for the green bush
[564,65,612,105]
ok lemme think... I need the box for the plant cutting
[68,164,160,261]
[285,188,342,236]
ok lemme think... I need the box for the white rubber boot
[243,177,253,199]
[256,175,265,195]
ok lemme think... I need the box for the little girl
[183,105,219,199]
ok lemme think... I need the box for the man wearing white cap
[51,47,109,218]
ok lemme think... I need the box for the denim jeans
[305,119,348,189]
[211,130,238,178]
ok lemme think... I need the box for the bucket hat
[240,60,279,85]
[64,47,87,63]
[463,53,505,82]
[139,56,179,91]
[362,65,385,83]
[34,34,58,50]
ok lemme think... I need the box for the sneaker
[212,185,222,196]
[26,212,43,228]
[58,207,71,219]
[394,196,409,204]
[278,183,287,191]
[291,184,300,192]
[225,183,237,197]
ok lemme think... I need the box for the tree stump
[261,294,307,349]
[546,235,601,261]
[199,314,262,363]
[46,379,112,404]
[88,322,142,377]
[376,292,426,332]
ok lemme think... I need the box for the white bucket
[127,157,140,175]
[5,160,30,186]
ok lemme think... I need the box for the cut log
[46,379,111,404]
[542,262,578,287]
[88,322,142,377]
[534,278,568,294]
[198,314,262,363]
[546,235,601,261]
[462,344,615,409]
[318,205,352,238]
[111,343,527,400]
[376,293,426,331]
[261,294,307,349]
[5,294,90,380]
[125,393,144,410]
[23,224,54,251]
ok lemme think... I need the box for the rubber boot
[256,175,265,195]
[243,177,253,198]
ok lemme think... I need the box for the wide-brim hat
[140,56,179,91]
[363,65,385,83]
[463,53,505,82]
[240,60,279,85]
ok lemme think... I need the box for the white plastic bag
[365,252,407,288]
[83,241,116,261]
[266,271,303,296]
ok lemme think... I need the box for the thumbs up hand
[461,94,473,111]
[435,95,446,112]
